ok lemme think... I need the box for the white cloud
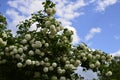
[7,0,44,16]
[54,0,85,21]
[96,0,118,11]
[6,9,26,34]
[6,0,44,35]
[85,27,101,41]
[111,50,120,56]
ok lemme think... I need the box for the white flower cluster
[46,7,56,16]
[105,71,112,76]
[0,1,113,79]
[0,38,7,46]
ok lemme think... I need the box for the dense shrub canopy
[0,0,112,80]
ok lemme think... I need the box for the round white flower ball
[46,8,53,15]
[89,64,95,68]
[52,62,57,67]
[57,68,62,74]
[60,76,66,80]
[2,33,7,38]
[106,55,111,59]
[26,59,32,65]
[35,61,40,66]
[18,48,23,53]
[5,47,9,52]
[81,53,85,57]
[45,43,49,47]
[45,21,51,26]
[56,27,60,32]
[83,57,87,61]
[25,34,31,41]
[41,40,45,44]
[101,56,106,60]
[31,61,35,65]
[15,54,21,59]
[50,25,55,30]
[44,57,49,62]
[35,49,41,54]
[96,54,100,59]
[105,71,112,76]
[46,8,56,15]
[28,50,34,56]
[88,54,92,59]
[21,39,27,44]
[35,41,42,48]
[23,46,28,51]
[13,48,18,54]
[49,66,54,71]
[17,62,23,68]
[9,45,15,50]
[40,61,45,65]
[0,38,3,44]
[2,41,7,46]
[95,61,100,67]
[40,52,45,57]
[74,60,81,67]
[43,67,49,73]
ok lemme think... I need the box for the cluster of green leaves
[0,0,113,80]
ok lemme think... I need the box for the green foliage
[0,0,112,80]
[99,56,120,80]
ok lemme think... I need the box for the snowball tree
[0,0,112,80]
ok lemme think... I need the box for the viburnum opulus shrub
[0,0,112,80]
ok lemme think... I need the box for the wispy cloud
[111,50,120,56]
[96,0,118,12]
[85,27,101,41]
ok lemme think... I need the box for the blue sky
[0,0,120,55]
